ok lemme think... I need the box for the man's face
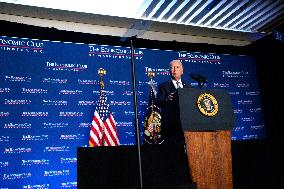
[170,61,183,80]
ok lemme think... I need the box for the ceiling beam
[0,1,265,46]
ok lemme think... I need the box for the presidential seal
[197,93,218,116]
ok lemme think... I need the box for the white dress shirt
[172,79,183,89]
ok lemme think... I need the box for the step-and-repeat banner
[0,36,265,188]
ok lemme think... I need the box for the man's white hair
[169,60,183,68]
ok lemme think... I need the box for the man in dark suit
[156,60,197,189]
[157,59,190,144]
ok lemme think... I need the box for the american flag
[89,88,120,147]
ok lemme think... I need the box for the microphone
[190,73,207,89]
[190,73,207,83]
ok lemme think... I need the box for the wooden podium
[178,88,236,189]
[184,131,233,189]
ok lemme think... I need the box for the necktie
[176,81,180,89]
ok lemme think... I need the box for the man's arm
[156,83,175,108]
[156,83,167,108]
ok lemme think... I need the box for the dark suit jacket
[157,80,191,144]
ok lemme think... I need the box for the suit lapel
[168,81,176,92]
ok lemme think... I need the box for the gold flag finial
[98,68,106,87]
[147,70,155,79]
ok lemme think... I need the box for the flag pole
[130,37,143,189]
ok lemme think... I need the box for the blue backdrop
[0,35,265,188]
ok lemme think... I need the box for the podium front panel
[178,88,235,131]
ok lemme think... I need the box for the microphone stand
[198,80,205,89]
[129,37,143,189]
[121,20,153,189]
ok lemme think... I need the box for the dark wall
[232,33,284,189]
[248,34,284,139]
[1,20,283,189]
[232,139,284,189]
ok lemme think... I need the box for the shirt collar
[171,79,183,88]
